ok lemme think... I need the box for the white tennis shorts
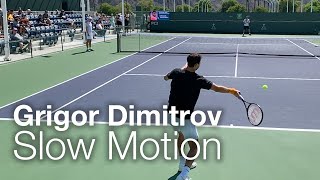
[86,33,93,40]
[171,117,199,140]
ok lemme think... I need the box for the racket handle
[238,94,245,101]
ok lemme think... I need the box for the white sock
[180,166,190,178]
[179,156,186,171]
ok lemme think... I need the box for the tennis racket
[238,94,264,126]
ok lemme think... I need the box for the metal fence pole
[30,39,33,58]
[61,34,64,51]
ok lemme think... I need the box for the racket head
[247,103,263,126]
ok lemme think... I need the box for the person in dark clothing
[164,53,240,180]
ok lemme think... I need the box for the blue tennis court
[1,35,320,180]
[1,35,320,130]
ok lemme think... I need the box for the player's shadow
[71,51,88,55]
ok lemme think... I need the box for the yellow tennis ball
[262,85,268,90]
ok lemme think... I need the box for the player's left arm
[164,75,170,81]
[164,68,179,81]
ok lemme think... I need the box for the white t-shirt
[86,22,92,33]
[86,22,93,39]
[96,23,103,30]
[243,18,250,26]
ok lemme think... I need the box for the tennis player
[85,17,94,52]
[164,53,240,180]
[242,16,251,37]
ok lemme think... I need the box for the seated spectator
[59,10,66,18]
[44,18,51,26]
[10,28,29,53]
[26,9,33,15]
[116,14,122,26]
[11,16,20,29]
[67,18,75,29]
[20,14,29,26]
[43,10,49,19]
[37,14,47,26]
[17,7,23,16]
[20,14,29,35]
[94,13,100,21]
[96,20,103,30]
[8,10,14,22]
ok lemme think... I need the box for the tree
[116,2,133,14]
[279,0,299,12]
[221,0,238,12]
[176,4,192,12]
[304,0,320,12]
[99,3,117,15]
[153,6,164,11]
[226,4,246,12]
[253,6,269,12]
[138,0,154,11]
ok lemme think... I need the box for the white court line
[40,38,192,119]
[235,44,239,77]
[303,39,319,47]
[286,39,320,61]
[124,73,320,81]
[0,37,177,111]
[1,118,319,133]
[184,42,291,46]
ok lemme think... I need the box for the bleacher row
[25,25,62,45]
[20,13,82,47]
[25,13,83,28]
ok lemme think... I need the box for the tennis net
[118,33,320,58]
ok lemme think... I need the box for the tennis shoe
[175,175,191,180]
[179,162,197,172]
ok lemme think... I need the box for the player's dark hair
[187,53,202,67]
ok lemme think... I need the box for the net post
[139,33,141,52]
[116,28,121,53]
[61,34,64,51]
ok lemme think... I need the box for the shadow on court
[72,51,89,56]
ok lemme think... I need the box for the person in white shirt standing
[242,16,251,37]
[85,17,94,52]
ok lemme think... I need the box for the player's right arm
[211,84,240,97]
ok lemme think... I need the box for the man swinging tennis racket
[164,53,241,180]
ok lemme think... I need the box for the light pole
[182,0,184,12]
[81,0,86,42]
[122,0,125,32]
[1,0,10,61]
[292,0,295,13]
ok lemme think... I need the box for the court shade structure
[6,0,81,11]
